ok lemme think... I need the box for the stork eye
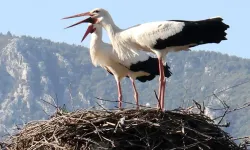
[93,10,100,13]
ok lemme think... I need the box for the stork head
[63,8,112,29]
[81,23,102,42]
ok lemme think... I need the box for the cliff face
[0,33,250,139]
[0,35,92,136]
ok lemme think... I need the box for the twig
[154,90,161,110]
[94,97,151,108]
[39,99,57,109]
[231,136,250,141]
[95,102,112,113]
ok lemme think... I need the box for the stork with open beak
[62,8,229,110]
[71,23,172,109]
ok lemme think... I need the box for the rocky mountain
[0,32,249,139]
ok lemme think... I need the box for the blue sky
[1,0,249,58]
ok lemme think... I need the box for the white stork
[62,8,229,110]
[67,23,172,109]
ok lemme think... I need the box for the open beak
[62,12,97,42]
[64,17,96,29]
[62,12,91,19]
[81,24,95,42]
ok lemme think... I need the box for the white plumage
[88,23,152,80]
[118,21,186,58]
[80,23,172,109]
[63,8,229,110]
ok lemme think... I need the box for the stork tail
[189,17,229,44]
[154,17,230,49]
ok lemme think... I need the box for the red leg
[160,65,166,111]
[157,58,163,109]
[130,77,139,109]
[158,58,166,111]
[116,80,122,109]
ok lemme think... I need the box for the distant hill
[0,32,249,139]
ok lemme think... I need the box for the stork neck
[90,31,102,48]
[101,18,121,38]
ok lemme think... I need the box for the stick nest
[2,108,243,150]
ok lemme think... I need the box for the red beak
[62,12,91,19]
[64,17,96,29]
[62,12,97,42]
[81,24,95,42]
